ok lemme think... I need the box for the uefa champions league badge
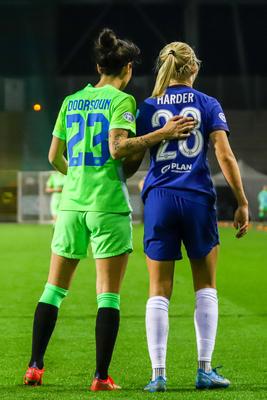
[123,112,135,122]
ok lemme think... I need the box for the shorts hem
[187,241,220,260]
[51,248,87,260]
[94,247,133,259]
[144,250,183,261]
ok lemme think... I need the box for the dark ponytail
[94,28,140,76]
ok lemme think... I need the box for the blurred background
[1,0,267,223]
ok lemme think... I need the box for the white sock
[194,288,218,372]
[146,296,169,380]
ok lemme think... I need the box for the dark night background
[1,1,267,77]
[0,0,266,172]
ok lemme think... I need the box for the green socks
[39,286,119,310]
[39,283,68,308]
[97,292,120,310]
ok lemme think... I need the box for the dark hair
[94,28,141,75]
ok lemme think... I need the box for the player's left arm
[45,187,55,193]
[48,136,68,175]
[211,130,249,238]
[45,175,54,193]
[49,98,68,175]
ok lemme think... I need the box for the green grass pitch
[0,223,267,400]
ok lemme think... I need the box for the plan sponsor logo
[161,163,192,174]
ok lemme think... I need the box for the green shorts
[51,210,132,259]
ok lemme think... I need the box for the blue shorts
[144,188,219,261]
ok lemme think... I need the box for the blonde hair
[152,42,201,97]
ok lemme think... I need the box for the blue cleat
[144,376,167,392]
[196,367,230,389]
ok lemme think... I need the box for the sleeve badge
[123,112,135,123]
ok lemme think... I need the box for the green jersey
[52,84,136,213]
[258,190,267,207]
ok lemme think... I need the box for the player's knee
[150,281,173,299]
[39,282,68,308]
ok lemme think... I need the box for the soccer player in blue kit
[136,42,249,391]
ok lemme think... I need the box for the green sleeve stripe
[109,124,136,134]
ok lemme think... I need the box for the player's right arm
[49,98,68,175]
[48,137,68,175]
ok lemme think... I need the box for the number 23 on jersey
[67,112,110,167]
[152,107,203,161]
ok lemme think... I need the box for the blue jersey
[137,85,229,206]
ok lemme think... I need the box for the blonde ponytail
[151,42,201,98]
[152,53,177,97]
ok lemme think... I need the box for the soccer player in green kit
[258,185,267,222]
[23,28,196,390]
[45,171,66,222]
